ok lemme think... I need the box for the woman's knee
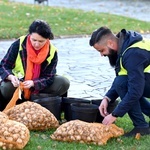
[0,81,16,100]
[55,75,70,92]
[62,76,70,90]
[42,75,70,96]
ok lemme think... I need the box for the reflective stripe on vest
[12,35,57,78]
[118,39,150,75]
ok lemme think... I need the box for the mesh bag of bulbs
[4,101,59,131]
[50,120,124,145]
[0,112,30,150]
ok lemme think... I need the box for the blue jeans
[113,75,150,128]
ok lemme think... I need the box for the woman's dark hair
[29,19,54,39]
[89,26,112,46]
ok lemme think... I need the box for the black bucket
[61,97,90,121]
[71,103,98,122]
[33,96,62,121]
[0,91,7,111]
[91,100,103,123]
[31,93,53,101]
[91,99,119,123]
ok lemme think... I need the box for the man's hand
[99,98,109,117]
[23,80,34,89]
[102,114,117,125]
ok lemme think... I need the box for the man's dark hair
[89,26,112,46]
[29,19,54,39]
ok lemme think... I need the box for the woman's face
[30,33,48,50]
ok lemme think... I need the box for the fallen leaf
[41,134,48,140]
[135,133,141,140]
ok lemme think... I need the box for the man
[89,26,150,137]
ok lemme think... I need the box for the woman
[0,19,70,109]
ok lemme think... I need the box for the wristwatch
[112,112,118,117]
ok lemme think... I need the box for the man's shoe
[124,127,150,137]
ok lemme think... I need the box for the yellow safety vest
[118,39,150,75]
[12,35,57,78]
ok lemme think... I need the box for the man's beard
[107,48,118,67]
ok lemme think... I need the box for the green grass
[22,114,150,150]
[0,1,150,149]
[0,1,150,39]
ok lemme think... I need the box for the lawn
[0,1,150,40]
[23,113,150,150]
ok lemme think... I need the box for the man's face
[93,43,118,67]
[93,43,110,56]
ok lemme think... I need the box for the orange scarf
[24,35,50,99]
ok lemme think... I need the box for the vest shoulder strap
[118,39,150,75]
[19,35,26,51]
[122,39,150,55]
[47,43,57,65]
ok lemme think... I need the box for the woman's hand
[23,80,34,89]
[99,98,109,117]
[7,74,20,87]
